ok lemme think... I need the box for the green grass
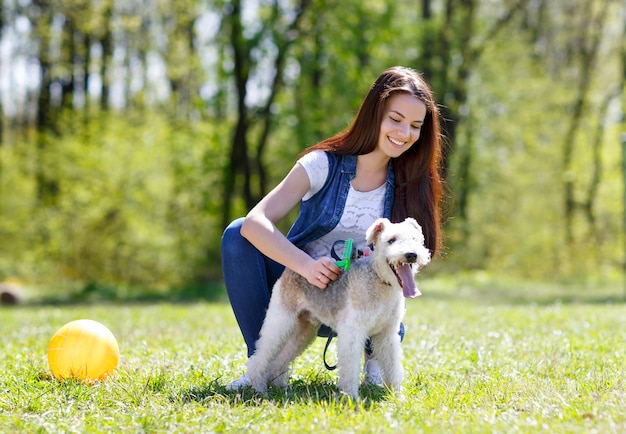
[2,278,626,433]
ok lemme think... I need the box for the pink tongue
[397,264,421,298]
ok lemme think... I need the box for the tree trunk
[164,1,199,118]
[100,0,113,111]
[562,1,608,244]
[253,0,311,202]
[32,1,60,205]
[221,0,251,230]
[584,87,622,233]
[428,0,528,221]
[61,15,76,111]
[220,0,311,229]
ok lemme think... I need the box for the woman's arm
[240,164,340,288]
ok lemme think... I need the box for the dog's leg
[269,317,319,388]
[247,294,297,393]
[336,325,368,399]
[370,329,404,393]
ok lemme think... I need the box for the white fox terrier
[244,217,430,399]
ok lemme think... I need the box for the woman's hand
[240,164,342,290]
[306,256,342,289]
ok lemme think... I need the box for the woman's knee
[222,217,245,240]
[221,217,246,255]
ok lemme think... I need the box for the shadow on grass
[8,272,626,308]
[426,285,626,306]
[419,271,626,306]
[178,378,389,409]
[15,280,229,307]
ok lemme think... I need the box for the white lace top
[297,150,386,259]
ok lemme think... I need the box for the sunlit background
[0,0,624,300]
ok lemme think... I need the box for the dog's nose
[405,252,417,263]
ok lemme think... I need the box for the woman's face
[377,93,427,158]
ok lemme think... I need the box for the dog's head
[366,217,431,298]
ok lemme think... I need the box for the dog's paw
[270,372,289,389]
[248,375,269,394]
[338,385,360,401]
[251,383,268,394]
[337,389,360,404]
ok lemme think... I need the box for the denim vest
[286,152,395,249]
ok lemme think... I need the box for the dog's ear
[404,217,422,231]
[366,218,390,244]
[403,217,430,266]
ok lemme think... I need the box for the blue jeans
[221,218,405,358]
[222,218,285,357]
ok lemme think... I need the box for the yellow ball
[47,319,120,382]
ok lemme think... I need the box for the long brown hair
[302,66,444,256]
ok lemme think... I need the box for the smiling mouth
[388,136,406,147]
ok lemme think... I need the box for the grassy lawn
[1,277,626,433]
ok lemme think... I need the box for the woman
[221,66,444,389]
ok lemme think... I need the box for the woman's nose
[397,123,410,138]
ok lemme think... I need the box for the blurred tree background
[0,0,625,298]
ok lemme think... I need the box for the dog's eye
[388,237,397,245]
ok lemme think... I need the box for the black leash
[323,333,338,371]
[330,240,370,262]
[321,240,373,371]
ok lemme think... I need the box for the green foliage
[1,0,625,292]
[2,283,626,432]
[0,110,225,294]
[443,1,625,279]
